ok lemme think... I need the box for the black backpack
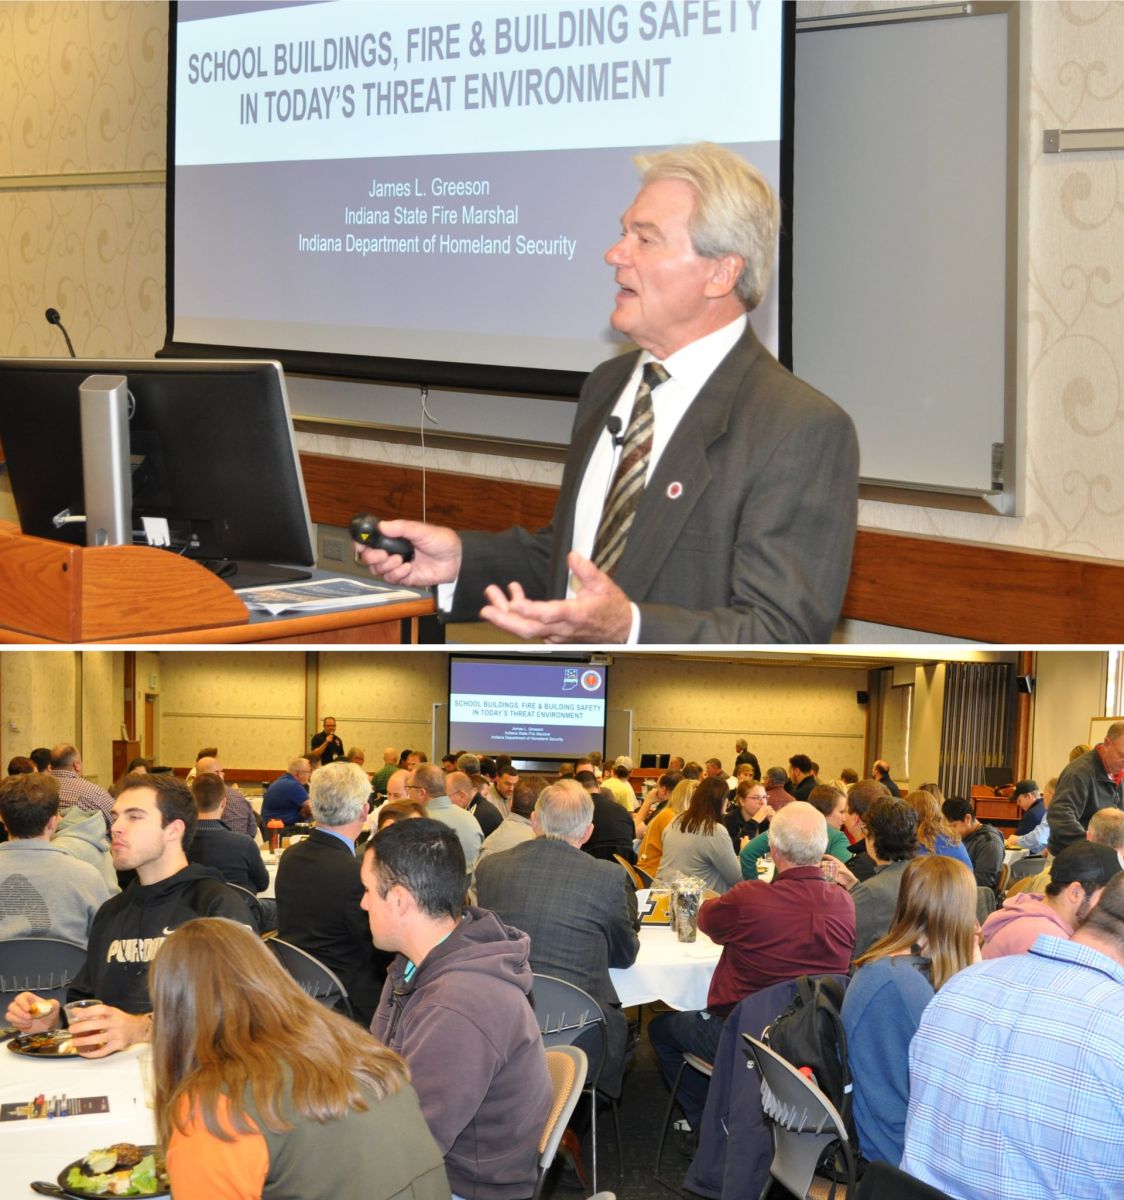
[762,974,854,1140]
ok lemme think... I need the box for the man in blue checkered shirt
[900,873,1124,1199]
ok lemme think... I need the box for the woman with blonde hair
[151,918,448,1200]
[905,788,972,870]
[637,777,696,876]
[653,775,742,894]
[841,856,979,1166]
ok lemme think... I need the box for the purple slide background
[174,142,778,351]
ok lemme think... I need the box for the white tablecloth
[1004,847,1029,867]
[610,924,721,1012]
[0,1040,155,1195]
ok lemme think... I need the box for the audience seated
[785,754,818,802]
[980,841,1122,959]
[733,737,761,780]
[186,773,269,894]
[476,777,640,1098]
[363,818,552,1200]
[413,762,483,870]
[275,762,390,1026]
[942,796,1005,893]
[51,803,119,893]
[637,778,696,877]
[601,756,637,810]
[490,759,519,818]
[193,755,259,840]
[842,856,979,1166]
[447,769,502,837]
[6,772,248,1052]
[0,772,112,945]
[371,747,399,796]
[152,918,448,1200]
[739,782,852,878]
[261,758,312,828]
[904,789,973,870]
[722,778,773,853]
[850,797,920,957]
[577,768,638,863]
[901,873,1124,1199]
[648,801,856,1129]
[762,764,791,814]
[48,743,113,828]
[634,770,683,839]
[474,774,543,868]
[841,778,890,883]
[654,776,743,894]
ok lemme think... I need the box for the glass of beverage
[64,999,107,1053]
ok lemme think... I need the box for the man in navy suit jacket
[358,142,858,644]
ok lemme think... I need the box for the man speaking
[359,143,859,644]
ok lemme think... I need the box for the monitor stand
[198,560,314,591]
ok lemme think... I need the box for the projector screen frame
[447,654,610,766]
[161,0,797,400]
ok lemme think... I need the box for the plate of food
[7,1030,79,1057]
[55,1144,169,1198]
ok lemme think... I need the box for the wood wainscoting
[299,452,1124,643]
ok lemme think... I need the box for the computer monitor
[983,766,1013,790]
[0,358,315,589]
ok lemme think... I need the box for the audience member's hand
[1004,835,1021,849]
[6,992,60,1033]
[479,553,633,643]
[757,804,776,823]
[355,519,463,588]
[832,861,860,890]
[67,1004,150,1059]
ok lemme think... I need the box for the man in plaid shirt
[49,744,113,829]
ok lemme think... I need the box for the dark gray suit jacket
[451,324,859,643]
[474,837,640,1095]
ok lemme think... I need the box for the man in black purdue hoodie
[5,772,249,1055]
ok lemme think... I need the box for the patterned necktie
[592,360,670,575]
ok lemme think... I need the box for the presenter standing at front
[358,142,859,645]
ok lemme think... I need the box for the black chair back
[267,937,354,1019]
[0,938,87,1008]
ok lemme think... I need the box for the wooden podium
[0,523,433,644]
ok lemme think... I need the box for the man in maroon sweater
[647,800,856,1128]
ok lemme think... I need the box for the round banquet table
[609,923,722,1012]
[0,1039,155,1197]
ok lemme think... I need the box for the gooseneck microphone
[45,307,76,358]
[606,415,624,447]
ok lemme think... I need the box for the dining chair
[531,1045,589,1200]
[530,973,623,1195]
[654,1051,713,1193]
[744,1033,856,1199]
[0,938,87,1008]
[266,937,354,1020]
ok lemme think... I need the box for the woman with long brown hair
[841,855,979,1167]
[904,787,973,870]
[653,775,742,893]
[150,917,448,1200]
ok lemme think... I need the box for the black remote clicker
[348,513,416,562]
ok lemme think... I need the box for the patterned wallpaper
[613,656,869,780]
[157,651,307,770]
[2,2,1123,600]
[0,2,166,358]
[0,651,123,784]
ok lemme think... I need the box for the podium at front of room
[0,524,433,645]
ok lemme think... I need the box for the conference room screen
[170,0,788,392]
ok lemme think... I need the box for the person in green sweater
[741,782,852,878]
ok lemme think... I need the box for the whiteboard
[792,5,1019,503]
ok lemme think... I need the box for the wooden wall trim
[299,452,1124,643]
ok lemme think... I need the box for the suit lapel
[611,324,763,599]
